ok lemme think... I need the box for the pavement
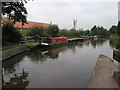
[88,55,119,88]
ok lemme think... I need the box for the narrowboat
[41,37,68,46]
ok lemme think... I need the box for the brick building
[2,17,51,35]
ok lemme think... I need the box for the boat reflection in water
[41,45,68,59]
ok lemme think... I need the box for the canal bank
[2,43,39,61]
[2,38,85,61]
[113,49,120,62]
[88,55,119,88]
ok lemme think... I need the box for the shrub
[47,24,59,37]
[26,25,45,37]
[2,21,23,45]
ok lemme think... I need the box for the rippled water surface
[3,39,115,88]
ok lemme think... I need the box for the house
[2,17,51,35]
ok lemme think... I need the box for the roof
[2,17,51,28]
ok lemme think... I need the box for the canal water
[2,39,116,88]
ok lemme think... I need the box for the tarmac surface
[88,55,119,88]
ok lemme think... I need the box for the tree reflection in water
[2,52,29,88]
[3,52,29,74]
[68,41,84,54]
[90,38,108,48]
[109,38,120,49]
[2,68,29,89]
[27,49,47,64]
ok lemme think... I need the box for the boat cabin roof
[50,37,67,40]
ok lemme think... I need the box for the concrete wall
[2,45,30,60]
[113,49,120,57]
[113,49,120,62]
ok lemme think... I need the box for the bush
[26,25,45,37]
[47,24,59,37]
[2,21,23,45]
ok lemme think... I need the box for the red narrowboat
[41,37,68,46]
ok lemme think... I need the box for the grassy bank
[110,35,120,41]
[67,37,80,39]
[110,34,120,50]
[2,42,19,51]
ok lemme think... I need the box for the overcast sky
[24,0,119,30]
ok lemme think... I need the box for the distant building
[2,17,51,35]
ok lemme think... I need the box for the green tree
[82,30,90,36]
[2,21,23,45]
[91,25,110,36]
[76,30,83,37]
[47,24,59,37]
[97,26,109,36]
[59,29,68,37]
[117,21,120,35]
[109,25,117,34]
[91,25,98,35]
[68,29,76,37]
[2,1,28,25]
[27,25,45,37]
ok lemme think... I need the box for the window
[53,40,56,42]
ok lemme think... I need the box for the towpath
[88,55,119,88]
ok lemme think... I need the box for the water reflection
[3,52,28,73]
[109,39,120,49]
[90,38,108,48]
[3,69,29,89]
[41,46,67,59]
[2,39,114,88]
[2,52,29,88]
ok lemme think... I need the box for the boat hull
[41,42,68,46]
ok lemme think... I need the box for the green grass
[2,45,16,51]
[1,40,41,51]
[67,37,80,39]
[2,42,22,51]
[118,49,120,51]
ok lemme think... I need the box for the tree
[76,30,83,37]
[68,29,77,37]
[2,21,23,45]
[91,25,98,35]
[2,1,28,25]
[91,25,110,36]
[47,24,59,37]
[109,25,117,34]
[97,26,110,36]
[82,30,90,36]
[59,29,68,37]
[27,25,45,37]
[117,21,120,35]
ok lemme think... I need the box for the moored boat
[41,37,68,46]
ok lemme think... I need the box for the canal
[2,39,117,88]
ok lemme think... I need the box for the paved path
[88,55,119,88]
